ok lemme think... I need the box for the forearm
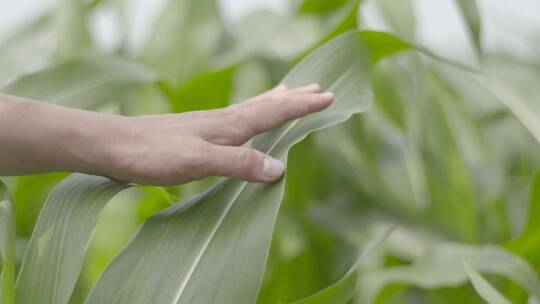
[0,94,124,177]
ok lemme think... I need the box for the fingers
[203,83,334,146]
[234,91,334,138]
[205,145,285,182]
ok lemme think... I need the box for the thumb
[204,145,285,182]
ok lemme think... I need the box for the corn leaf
[141,0,223,85]
[2,58,156,110]
[86,31,410,304]
[483,59,540,144]
[15,174,127,304]
[463,261,512,304]
[455,0,482,56]
[0,181,16,304]
[358,242,540,302]
[291,228,393,304]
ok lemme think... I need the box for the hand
[0,84,333,186]
[110,84,333,185]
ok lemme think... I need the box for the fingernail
[262,158,285,181]
[321,92,334,99]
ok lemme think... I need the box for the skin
[0,84,334,186]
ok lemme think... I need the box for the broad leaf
[2,58,156,110]
[291,228,393,304]
[463,261,512,304]
[0,181,16,304]
[86,31,410,304]
[15,174,127,304]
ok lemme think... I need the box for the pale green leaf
[86,31,410,304]
[292,228,393,304]
[0,181,16,304]
[15,174,127,304]
[2,58,156,110]
[483,58,540,144]
[141,0,223,85]
[358,242,540,302]
[0,14,56,87]
[463,261,512,304]
[455,0,482,56]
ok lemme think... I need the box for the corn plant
[1,0,540,303]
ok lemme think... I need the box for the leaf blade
[86,31,411,304]
[15,174,127,304]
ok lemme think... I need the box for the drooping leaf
[463,261,512,304]
[0,181,16,304]
[15,174,127,304]
[2,58,156,110]
[291,227,393,304]
[358,242,540,302]
[86,31,410,304]
[483,58,540,144]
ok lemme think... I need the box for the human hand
[0,84,333,186]
[109,84,333,185]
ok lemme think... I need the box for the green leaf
[299,0,350,15]
[54,0,93,59]
[291,228,393,304]
[141,0,223,85]
[0,14,55,87]
[170,66,236,113]
[86,31,410,304]
[358,242,540,302]
[2,58,156,110]
[13,173,69,237]
[15,174,127,304]
[483,59,540,144]
[359,0,480,70]
[454,0,482,57]
[0,181,16,304]
[463,261,512,304]
[295,0,361,63]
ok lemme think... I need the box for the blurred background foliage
[1,0,540,303]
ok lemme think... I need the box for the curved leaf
[292,228,393,304]
[86,31,410,304]
[463,261,512,304]
[483,59,540,144]
[0,181,16,304]
[358,242,540,302]
[2,58,156,110]
[15,174,127,304]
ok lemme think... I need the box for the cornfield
[1,0,540,303]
